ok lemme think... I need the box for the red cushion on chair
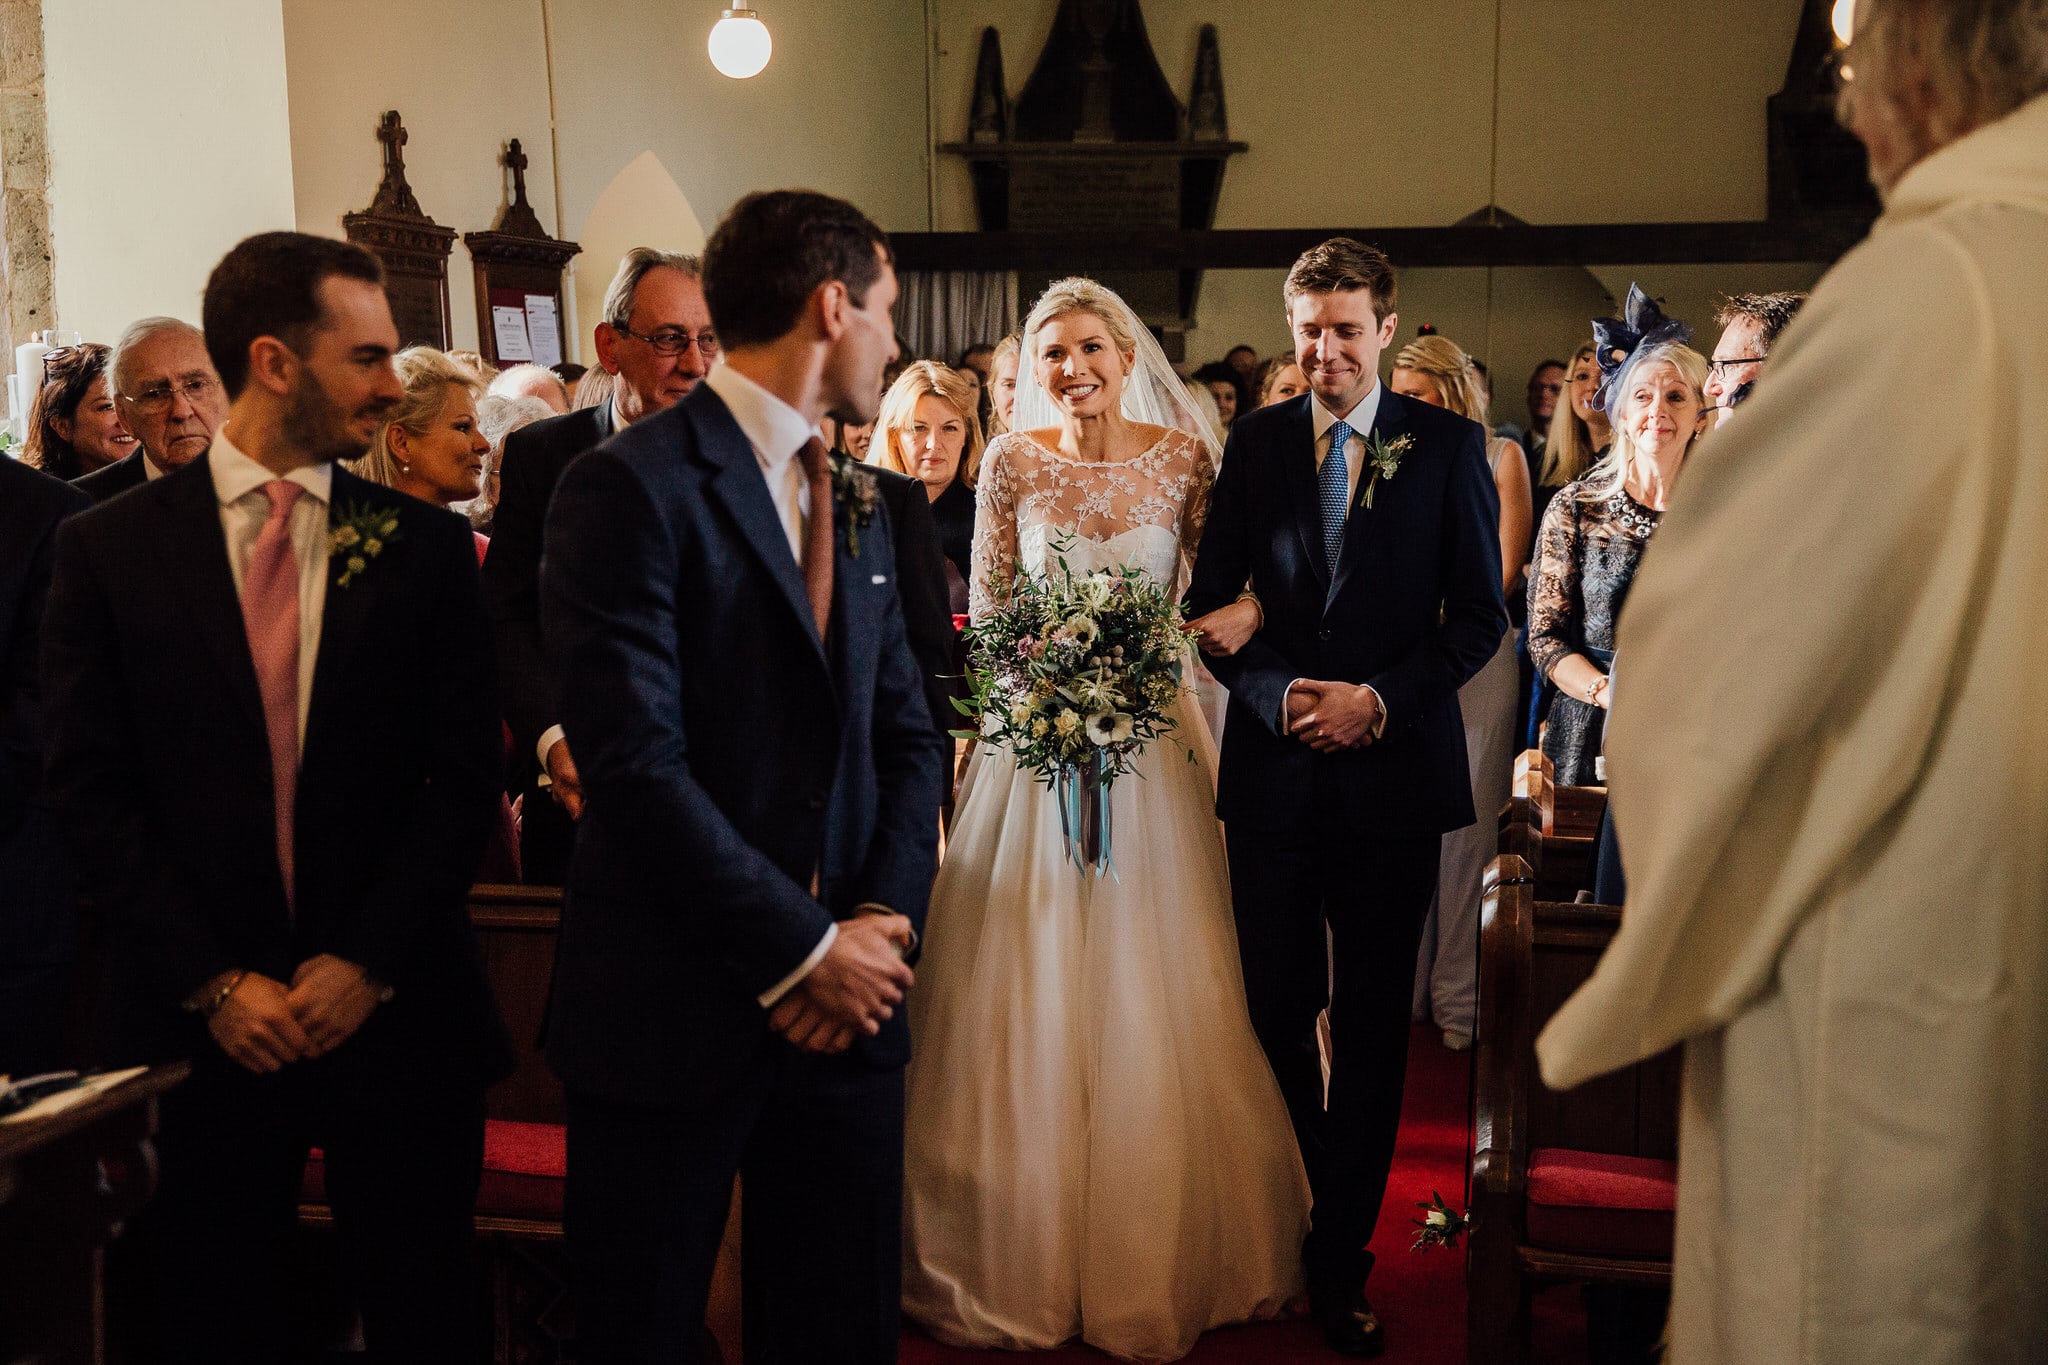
[1524,1147,1677,1259]
[300,1122,566,1221]
[477,1120,567,1220]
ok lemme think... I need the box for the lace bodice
[968,428,1213,618]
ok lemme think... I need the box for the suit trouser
[1228,818,1442,1291]
[566,1055,904,1365]
[111,1050,486,1365]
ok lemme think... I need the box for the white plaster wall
[42,0,298,340]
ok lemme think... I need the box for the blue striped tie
[1319,419,1353,577]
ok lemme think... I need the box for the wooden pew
[1504,750,1600,901]
[1467,856,1679,1364]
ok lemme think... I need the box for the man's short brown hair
[1284,237,1398,322]
[1714,291,1808,353]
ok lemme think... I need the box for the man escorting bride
[905,243,1505,1361]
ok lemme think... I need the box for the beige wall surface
[42,0,297,342]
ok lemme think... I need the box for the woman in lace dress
[1529,327,1710,786]
[902,280,1308,1363]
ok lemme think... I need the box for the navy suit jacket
[539,384,947,1106]
[1,458,90,968]
[40,457,511,1081]
[1188,388,1507,836]
[72,449,149,504]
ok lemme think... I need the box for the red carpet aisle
[901,1026,1588,1364]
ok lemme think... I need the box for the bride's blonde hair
[1023,278,1138,363]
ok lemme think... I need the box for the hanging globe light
[708,6,772,79]
[1831,0,1855,45]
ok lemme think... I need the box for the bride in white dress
[902,279,1309,1362]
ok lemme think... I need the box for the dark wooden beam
[890,216,1872,272]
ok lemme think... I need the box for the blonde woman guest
[1527,291,1707,787]
[1389,333,1530,1050]
[1532,341,1613,530]
[985,333,1021,436]
[1256,355,1308,407]
[354,347,519,881]
[872,360,983,603]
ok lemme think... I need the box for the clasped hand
[1287,680,1382,753]
[768,914,916,1055]
[208,954,383,1073]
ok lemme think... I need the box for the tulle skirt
[902,688,1309,1362]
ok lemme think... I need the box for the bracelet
[1587,675,1610,707]
[1234,589,1264,630]
[199,969,247,1019]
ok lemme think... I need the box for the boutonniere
[1359,432,1415,510]
[831,454,880,556]
[329,502,402,588]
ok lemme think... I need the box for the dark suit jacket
[540,385,947,1105]
[72,449,149,504]
[40,457,511,1082]
[1188,389,1507,837]
[1,459,91,968]
[481,404,610,784]
[868,464,958,731]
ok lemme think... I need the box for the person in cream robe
[1535,6,2048,1361]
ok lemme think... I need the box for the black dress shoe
[1311,1284,1386,1359]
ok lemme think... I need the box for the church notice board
[486,288,564,369]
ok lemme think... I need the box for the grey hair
[108,316,205,396]
[477,393,556,454]
[600,247,702,331]
[487,363,570,408]
[1848,0,2048,154]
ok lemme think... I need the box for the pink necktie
[242,480,304,913]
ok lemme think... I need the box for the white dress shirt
[209,427,332,747]
[1291,380,1388,733]
[1309,378,1383,503]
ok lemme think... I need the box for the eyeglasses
[1706,357,1765,377]
[41,345,85,374]
[124,375,222,413]
[612,324,719,358]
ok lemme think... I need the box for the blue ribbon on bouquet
[1055,755,1118,880]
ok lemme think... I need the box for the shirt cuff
[757,922,837,1008]
[535,724,566,780]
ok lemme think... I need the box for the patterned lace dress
[901,428,1308,1363]
[1527,479,1662,785]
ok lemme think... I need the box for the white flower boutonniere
[1359,431,1416,510]
[330,502,402,588]
[831,455,880,555]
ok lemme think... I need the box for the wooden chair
[1467,855,1680,1364]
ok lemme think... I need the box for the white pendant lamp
[708,6,773,79]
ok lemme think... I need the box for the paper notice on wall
[492,306,534,362]
[523,295,562,369]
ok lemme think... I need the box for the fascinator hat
[1591,284,1691,414]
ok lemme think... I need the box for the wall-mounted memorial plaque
[464,139,583,369]
[342,111,457,349]
[940,4,1244,359]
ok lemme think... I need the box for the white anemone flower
[1086,711,1135,746]
[1065,613,1100,647]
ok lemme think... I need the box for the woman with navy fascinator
[1526,285,1710,786]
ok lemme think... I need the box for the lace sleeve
[1526,487,1583,683]
[1175,431,1215,596]
[968,436,1019,621]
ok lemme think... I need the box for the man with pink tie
[40,232,510,1363]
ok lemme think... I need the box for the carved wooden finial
[1188,25,1228,141]
[506,138,531,203]
[368,111,424,218]
[493,137,548,239]
[968,28,1009,144]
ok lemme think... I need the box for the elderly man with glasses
[74,318,229,503]
[482,247,716,885]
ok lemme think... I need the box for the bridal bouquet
[954,544,1199,876]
